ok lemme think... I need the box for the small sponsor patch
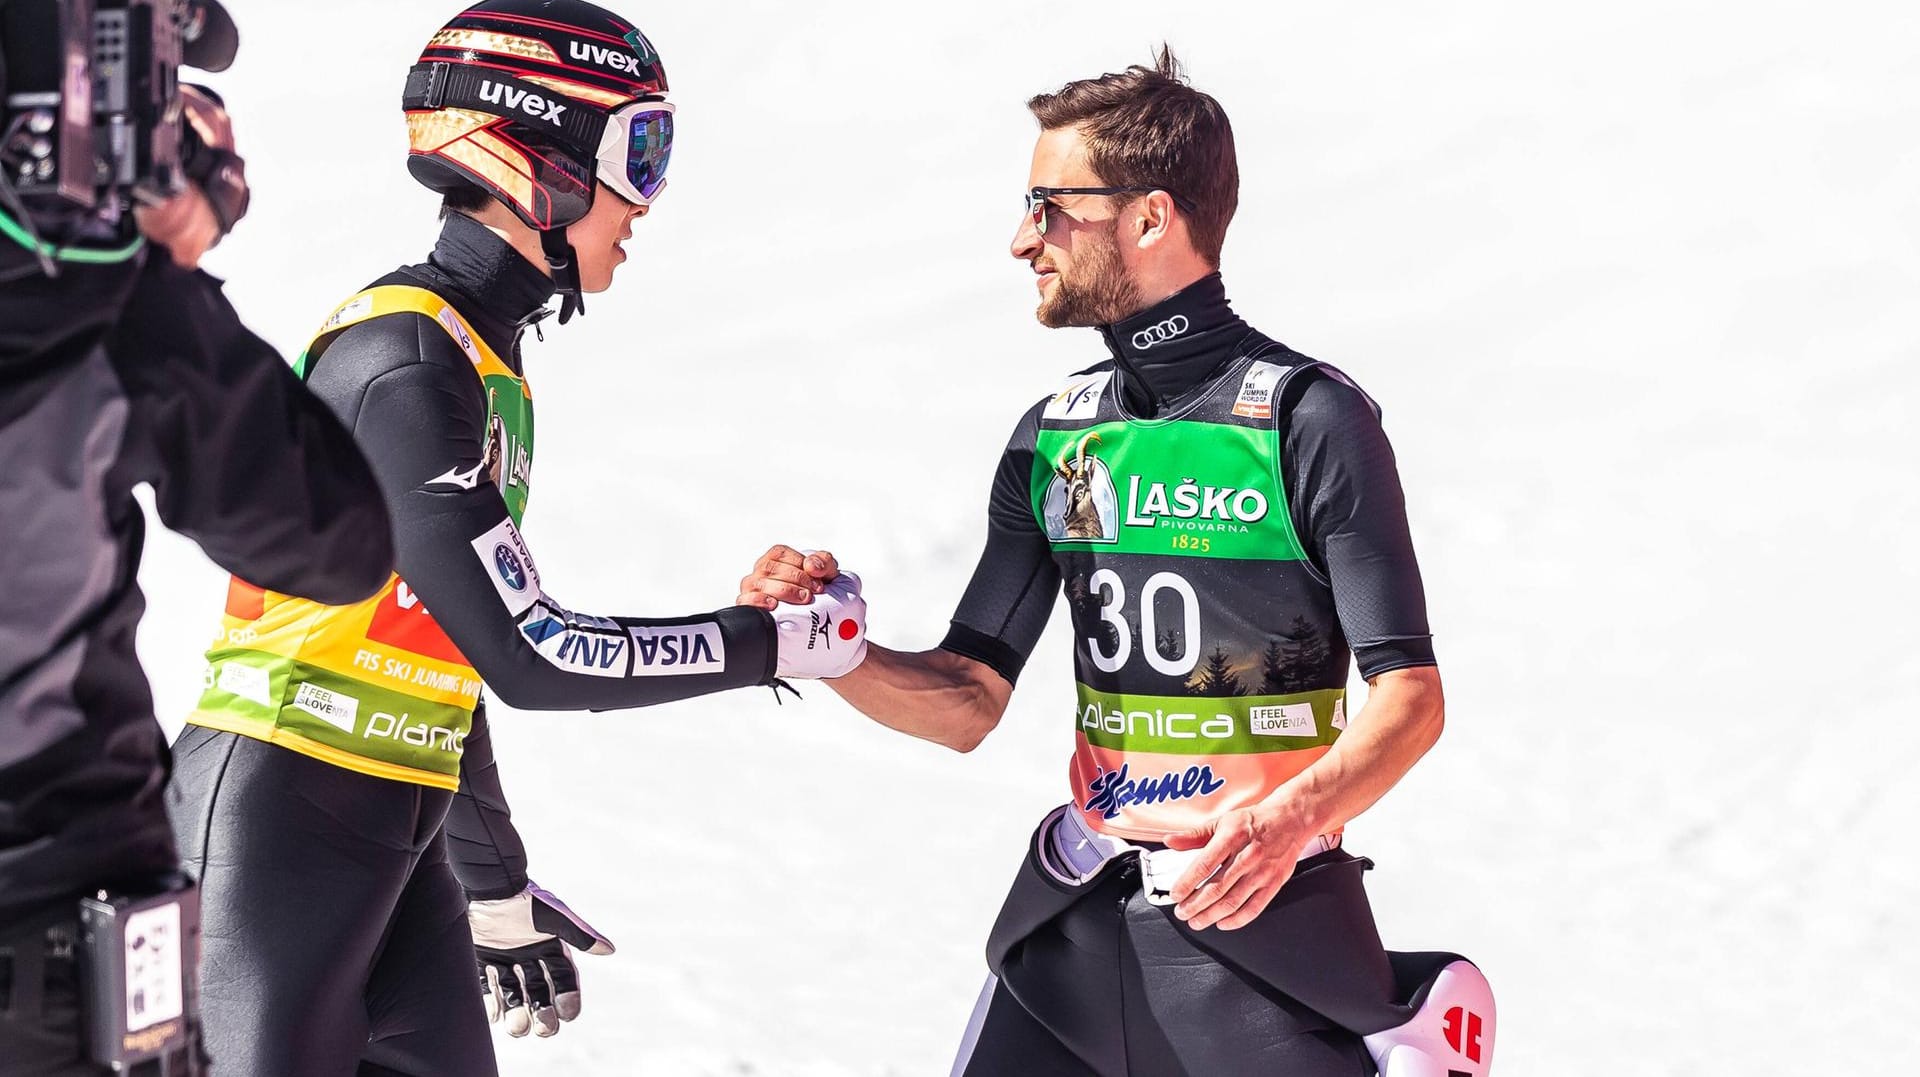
[520,606,630,678]
[1330,698,1347,732]
[1248,702,1318,737]
[436,306,485,367]
[623,28,658,64]
[291,683,360,734]
[533,628,629,677]
[1232,361,1291,420]
[1043,371,1112,421]
[214,661,272,708]
[471,518,542,618]
[627,623,725,676]
[319,294,373,333]
[522,614,567,645]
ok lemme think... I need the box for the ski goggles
[402,64,674,210]
[594,98,674,207]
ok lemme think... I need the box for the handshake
[737,545,869,681]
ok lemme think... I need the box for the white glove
[468,881,613,1038]
[773,571,868,679]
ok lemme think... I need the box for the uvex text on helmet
[401,0,666,230]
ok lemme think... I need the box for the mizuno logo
[569,40,643,76]
[426,459,486,491]
[478,80,568,125]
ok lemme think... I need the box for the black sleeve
[1280,371,1436,678]
[444,703,529,901]
[108,258,394,605]
[306,315,775,711]
[939,400,1061,685]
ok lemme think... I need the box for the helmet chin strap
[539,228,586,324]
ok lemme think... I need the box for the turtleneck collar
[1098,272,1257,417]
[424,212,556,331]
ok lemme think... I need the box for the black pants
[955,859,1374,1076]
[166,727,495,1077]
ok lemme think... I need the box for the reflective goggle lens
[627,109,673,201]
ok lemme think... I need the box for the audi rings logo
[1132,315,1190,350]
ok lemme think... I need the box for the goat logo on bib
[1042,431,1119,543]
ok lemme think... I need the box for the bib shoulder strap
[1242,340,1383,425]
[1282,359,1381,421]
[297,285,527,398]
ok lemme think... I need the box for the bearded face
[1035,217,1141,329]
[1014,128,1148,330]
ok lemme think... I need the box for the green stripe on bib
[1075,683,1347,755]
[1031,420,1306,562]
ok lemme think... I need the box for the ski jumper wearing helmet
[936,275,1460,1075]
[172,212,778,1077]
[401,0,672,322]
[184,4,767,796]
[168,9,772,1072]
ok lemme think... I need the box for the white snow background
[129,1,1918,1073]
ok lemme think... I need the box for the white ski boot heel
[1363,958,1495,1076]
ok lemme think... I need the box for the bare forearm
[824,643,1009,752]
[1269,666,1445,835]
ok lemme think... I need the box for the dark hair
[1027,45,1238,266]
[438,184,495,220]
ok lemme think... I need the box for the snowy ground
[132,1,1918,1073]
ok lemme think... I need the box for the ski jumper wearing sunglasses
[166,7,771,1075]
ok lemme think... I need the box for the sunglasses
[1025,185,1197,235]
